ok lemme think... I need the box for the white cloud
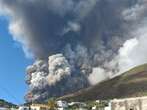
[48,54,71,85]
[113,24,147,74]
[88,67,108,85]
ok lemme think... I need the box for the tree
[48,99,57,110]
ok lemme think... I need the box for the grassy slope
[58,64,147,101]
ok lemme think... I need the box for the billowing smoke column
[1,0,147,102]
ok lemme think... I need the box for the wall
[111,96,147,110]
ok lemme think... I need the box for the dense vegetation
[0,99,18,108]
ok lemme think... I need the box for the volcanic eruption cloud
[1,0,147,102]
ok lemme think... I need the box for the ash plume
[1,0,147,102]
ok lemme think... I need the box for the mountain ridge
[58,64,147,101]
[0,99,17,108]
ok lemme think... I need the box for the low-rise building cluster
[2,96,147,110]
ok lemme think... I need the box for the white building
[92,97,147,110]
[92,106,96,110]
[18,106,30,110]
[104,102,111,110]
[56,100,68,110]
[110,96,147,110]
[30,104,50,110]
[68,102,86,107]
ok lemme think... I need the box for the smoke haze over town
[0,0,147,102]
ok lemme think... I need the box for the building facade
[30,104,50,110]
[111,96,147,110]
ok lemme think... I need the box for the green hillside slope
[58,64,147,101]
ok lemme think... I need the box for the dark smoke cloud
[1,0,147,102]
[0,0,98,58]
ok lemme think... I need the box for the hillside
[58,64,147,101]
[0,99,17,108]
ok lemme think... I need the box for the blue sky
[0,17,32,104]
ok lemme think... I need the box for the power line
[0,84,20,104]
